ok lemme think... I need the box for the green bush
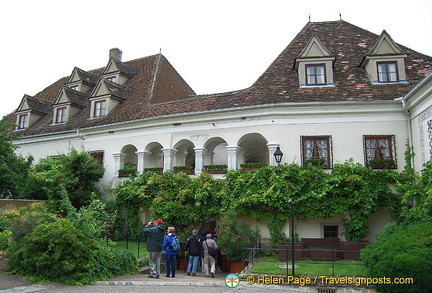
[240,162,267,169]
[203,164,228,170]
[361,221,432,293]
[173,165,193,171]
[5,201,137,285]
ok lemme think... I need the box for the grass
[250,256,367,277]
[113,240,148,259]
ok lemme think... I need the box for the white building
[9,20,432,241]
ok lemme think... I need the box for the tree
[0,116,33,199]
[32,148,105,209]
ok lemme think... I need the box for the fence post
[126,229,129,250]
[285,245,289,277]
[331,246,335,277]
[137,233,140,258]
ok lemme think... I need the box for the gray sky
[1,0,431,118]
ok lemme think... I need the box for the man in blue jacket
[143,219,165,278]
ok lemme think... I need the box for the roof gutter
[397,73,432,170]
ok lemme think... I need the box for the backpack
[205,240,217,257]
[170,236,180,251]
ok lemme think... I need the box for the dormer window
[377,62,398,83]
[94,100,106,117]
[106,76,117,83]
[18,114,28,129]
[55,107,67,123]
[361,30,408,85]
[306,64,326,85]
[295,36,335,88]
[15,95,50,130]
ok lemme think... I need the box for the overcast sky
[1,0,431,118]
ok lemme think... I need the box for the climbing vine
[114,161,404,243]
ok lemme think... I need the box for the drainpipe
[400,98,414,170]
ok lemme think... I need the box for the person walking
[185,229,200,276]
[200,231,207,273]
[143,219,165,279]
[163,226,179,278]
[202,233,218,278]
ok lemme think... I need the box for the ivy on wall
[114,160,403,243]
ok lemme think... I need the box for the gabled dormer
[295,36,336,88]
[360,30,408,85]
[52,87,89,124]
[101,48,137,85]
[66,67,98,93]
[15,95,50,130]
[89,78,130,118]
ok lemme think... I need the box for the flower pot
[221,255,230,272]
[229,261,248,273]
[177,257,189,271]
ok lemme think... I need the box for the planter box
[204,169,227,174]
[229,261,248,273]
[118,172,133,177]
[277,242,304,261]
[173,170,195,175]
[301,238,342,260]
[340,242,368,260]
[369,164,396,169]
[309,247,339,261]
[221,255,230,272]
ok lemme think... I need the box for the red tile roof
[10,20,432,136]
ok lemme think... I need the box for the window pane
[100,101,106,116]
[378,64,387,82]
[378,62,398,82]
[307,66,315,84]
[324,225,338,238]
[364,136,396,169]
[19,114,28,129]
[302,136,331,167]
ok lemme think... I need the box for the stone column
[136,151,145,174]
[113,152,126,178]
[226,146,241,171]
[194,148,208,176]
[162,149,177,172]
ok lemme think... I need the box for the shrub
[0,230,12,251]
[173,165,193,171]
[218,210,261,261]
[361,221,432,293]
[240,162,267,169]
[203,164,228,170]
[7,218,99,284]
[143,167,163,173]
[5,202,137,285]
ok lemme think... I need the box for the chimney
[109,48,122,61]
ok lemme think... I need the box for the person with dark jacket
[163,226,179,278]
[185,229,201,276]
[143,219,165,279]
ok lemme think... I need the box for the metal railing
[244,247,372,277]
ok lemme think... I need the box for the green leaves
[114,160,407,244]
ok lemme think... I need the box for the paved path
[0,270,377,293]
[0,258,375,293]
